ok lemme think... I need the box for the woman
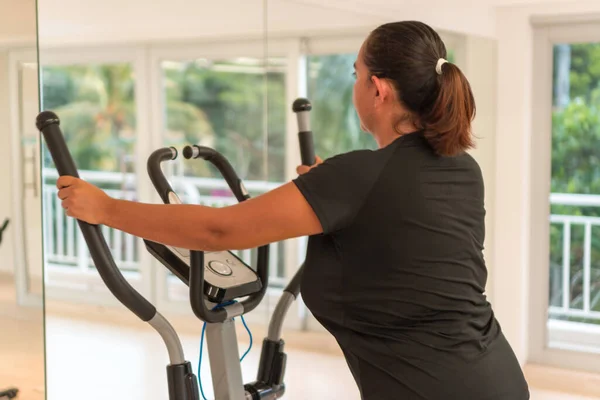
[57,21,530,399]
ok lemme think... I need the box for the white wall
[462,36,498,303]
[37,0,501,48]
[493,1,600,365]
[37,0,385,47]
[0,0,39,284]
[0,0,37,45]
[283,0,497,38]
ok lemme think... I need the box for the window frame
[37,29,468,330]
[529,20,600,374]
[39,46,155,306]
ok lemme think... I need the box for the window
[158,56,288,303]
[38,35,462,330]
[307,53,376,158]
[41,63,141,287]
[161,58,285,183]
[548,42,600,342]
[306,50,457,159]
[531,22,600,373]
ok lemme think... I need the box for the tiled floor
[43,313,600,400]
[44,314,360,400]
[2,274,600,400]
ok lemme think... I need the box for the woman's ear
[372,76,393,104]
[370,75,380,97]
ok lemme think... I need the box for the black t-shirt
[292,131,529,400]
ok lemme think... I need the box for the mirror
[38,0,501,399]
[0,0,44,398]
[37,1,272,400]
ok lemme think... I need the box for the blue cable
[197,300,253,400]
[239,315,253,362]
[198,322,208,400]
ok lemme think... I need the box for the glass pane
[307,53,377,158]
[548,42,600,351]
[39,2,269,400]
[41,64,141,285]
[306,50,456,159]
[19,61,44,298]
[0,1,45,398]
[160,57,288,302]
[162,58,280,181]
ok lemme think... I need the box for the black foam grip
[183,145,249,202]
[0,218,9,244]
[240,245,269,313]
[189,250,227,323]
[298,131,315,166]
[147,147,178,204]
[184,145,270,318]
[37,111,157,322]
[283,263,304,298]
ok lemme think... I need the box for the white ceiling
[0,0,597,48]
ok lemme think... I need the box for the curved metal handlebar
[37,111,157,322]
[183,145,249,202]
[183,144,269,323]
[147,147,178,204]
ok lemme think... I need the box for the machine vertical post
[206,319,247,400]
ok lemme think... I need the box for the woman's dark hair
[363,21,476,157]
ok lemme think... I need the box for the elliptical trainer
[36,97,316,400]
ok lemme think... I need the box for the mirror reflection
[0,0,44,399]
[38,1,274,400]
[35,0,536,400]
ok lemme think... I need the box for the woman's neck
[374,124,419,148]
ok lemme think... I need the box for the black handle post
[0,218,9,244]
[189,250,227,323]
[167,361,199,400]
[292,98,315,166]
[182,145,249,202]
[184,145,269,322]
[36,111,157,322]
[283,263,304,298]
[147,147,179,204]
[288,98,316,296]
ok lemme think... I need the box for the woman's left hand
[57,176,113,225]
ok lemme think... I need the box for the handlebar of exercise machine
[261,97,313,342]
[37,111,199,400]
[147,144,270,324]
[36,96,316,400]
[0,218,9,245]
[37,111,158,322]
[181,145,269,324]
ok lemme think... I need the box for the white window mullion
[132,46,155,301]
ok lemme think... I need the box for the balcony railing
[42,168,291,288]
[42,169,600,324]
[548,193,600,324]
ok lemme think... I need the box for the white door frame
[529,20,600,373]
[8,47,42,307]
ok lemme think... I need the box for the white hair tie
[436,58,448,75]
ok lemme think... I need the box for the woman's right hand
[296,156,323,175]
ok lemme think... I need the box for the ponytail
[422,63,476,157]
